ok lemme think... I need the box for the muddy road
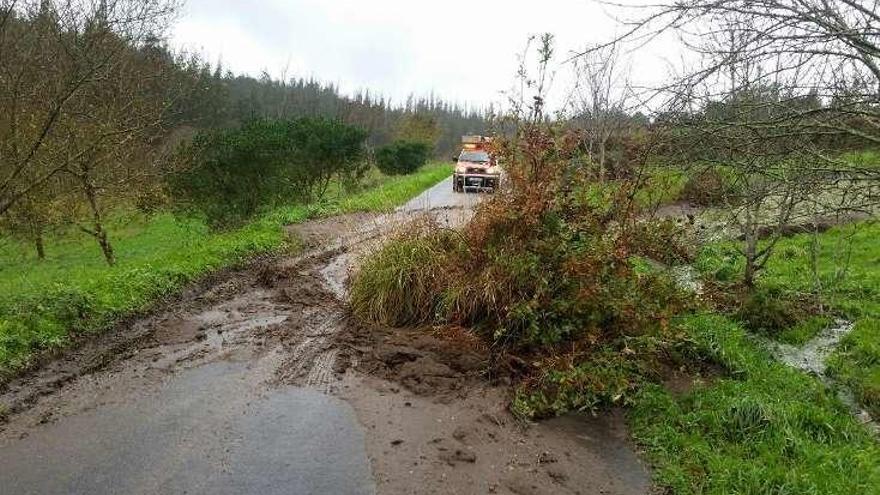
[0,177,650,495]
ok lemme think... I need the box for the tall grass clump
[350,222,463,326]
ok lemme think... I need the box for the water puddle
[766,320,878,434]
[770,320,854,375]
[320,252,353,301]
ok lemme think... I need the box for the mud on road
[0,179,651,495]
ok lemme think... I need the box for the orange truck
[453,135,500,193]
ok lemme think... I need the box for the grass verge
[633,220,879,494]
[631,314,880,495]
[0,162,451,375]
[695,221,879,413]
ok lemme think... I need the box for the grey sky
[171,0,678,110]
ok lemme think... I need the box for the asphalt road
[0,362,374,495]
[0,176,476,495]
[398,175,482,212]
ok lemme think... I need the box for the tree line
[0,0,490,266]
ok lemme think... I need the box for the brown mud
[0,188,652,495]
[335,322,650,494]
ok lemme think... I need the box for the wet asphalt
[0,362,374,495]
[0,176,474,495]
[398,175,482,212]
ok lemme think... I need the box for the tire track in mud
[0,215,385,495]
[0,208,394,424]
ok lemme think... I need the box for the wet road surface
[0,362,373,495]
[398,176,482,212]
[0,177,470,495]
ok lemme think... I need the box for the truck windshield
[459,151,490,163]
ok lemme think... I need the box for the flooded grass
[827,318,880,420]
[634,221,880,494]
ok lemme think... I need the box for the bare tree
[591,0,880,155]
[0,0,178,219]
[0,0,180,264]
[584,0,880,289]
[569,41,634,182]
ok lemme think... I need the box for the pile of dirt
[336,367,651,495]
[336,322,489,400]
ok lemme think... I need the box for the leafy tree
[395,113,440,151]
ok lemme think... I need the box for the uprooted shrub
[351,122,695,417]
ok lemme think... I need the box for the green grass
[350,227,461,327]
[827,318,880,418]
[840,149,880,170]
[632,221,880,494]
[777,315,834,346]
[631,314,880,495]
[636,166,688,207]
[0,162,451,374]
[695,221,879,320]
[696,221,880,417]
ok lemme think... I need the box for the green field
[0,163,451,375]
[704,221,880,417]
[632,314,880,495]
[634,221,880,494]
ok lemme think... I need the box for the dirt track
[0,177,650,495]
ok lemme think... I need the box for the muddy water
[0,178,653,494]
[770,319,855,376]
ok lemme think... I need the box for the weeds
[352,118,693,414]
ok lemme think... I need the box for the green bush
[169,118,366,228]
[375,141,431,175]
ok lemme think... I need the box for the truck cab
[453,136,499,193]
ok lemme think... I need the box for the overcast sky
[170,0,680,110]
